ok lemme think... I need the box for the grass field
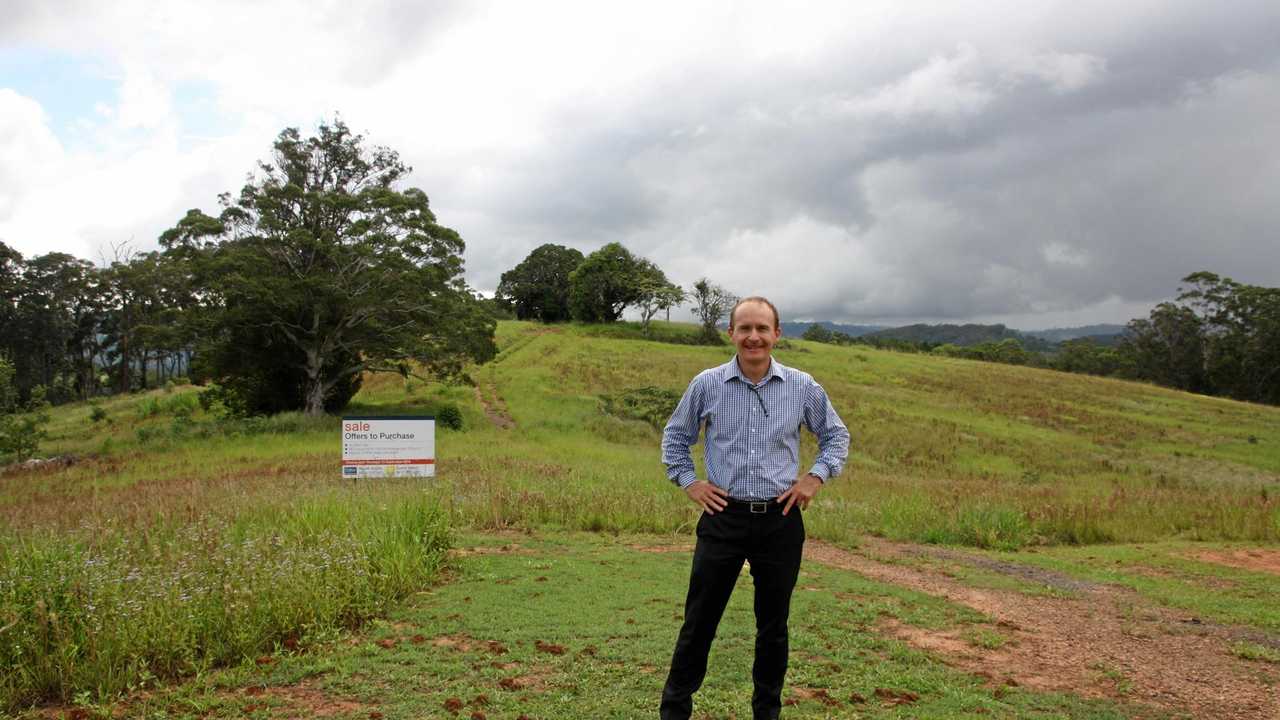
[2,320,1278,716]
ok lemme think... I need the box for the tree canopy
[690,278,736,343]
[633,261,685,334]
[567,242,648,323]
[160,120,495,415]
[1121,272,1280,404]
[495,243,583,322]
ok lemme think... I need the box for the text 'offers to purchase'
[341,416,435,478]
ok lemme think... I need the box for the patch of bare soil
[474,384,515,429]
[805,537,1280,720]
[248,682,370,718]
[1194,549,1280,577]
[450,542,534,558]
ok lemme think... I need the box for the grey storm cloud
[453,1,1280,327]
[4,1,1279,328]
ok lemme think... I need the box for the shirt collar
[722,356,785,385]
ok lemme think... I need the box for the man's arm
[661,374,728,514]
[801,378,850,481]
[779,377,850,514]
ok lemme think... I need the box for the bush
[88,404,108,424]
[435,402,463,431]
[0,385,50,462]
[599,387,681,430]
[198,383,248,419]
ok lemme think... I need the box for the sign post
[341,416,435,478]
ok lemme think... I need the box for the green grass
[978,542,1280,633]
[1231,641,1280,664]
[0,485,450,711]
[45,532,1144,719]
[5,319,1280,711]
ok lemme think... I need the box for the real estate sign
[341,416,435,478]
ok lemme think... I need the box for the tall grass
[0,488,449,711]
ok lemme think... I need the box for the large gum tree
[162,120,495,415]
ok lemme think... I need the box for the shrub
[198,383,248,419]
[599,387,681,430]
[88,404,108,424]
[435,402,463,431]
[0,385,50,462]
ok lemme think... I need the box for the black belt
[722,497,784,514]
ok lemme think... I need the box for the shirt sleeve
[662,374,705,488]
[802,377,849,482]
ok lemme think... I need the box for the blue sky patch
[0,46,114,139]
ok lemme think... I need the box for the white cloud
[114,60,170,129]
[0,89,64,226]
[1015,51,1107,93]
[846,44,995,120]
[1,0,1278,328]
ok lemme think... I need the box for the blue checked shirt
[662,357,850,501]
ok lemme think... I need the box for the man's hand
[685,481,728,514]
[778,474,822,515]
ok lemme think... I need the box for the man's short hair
[729,296,780,331]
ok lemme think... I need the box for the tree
[11,252,100,403]
[160,119,496,415]
[0,358,49,462]
[690,278,736,343]
[1176,271,1280,404]
[1119,302,1207,393]
[568,242,647,323]
[634,261,685,334]
[495,243,583,322]
[1053,338,1122,376]
[801,323,834,343]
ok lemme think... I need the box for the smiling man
[659,296,850,720]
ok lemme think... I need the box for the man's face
[729,301,781,363]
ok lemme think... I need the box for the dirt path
[805,537,1280,720]
[474,383,515,429]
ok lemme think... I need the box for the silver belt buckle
[749,501,768,514]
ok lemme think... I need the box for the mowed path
[803,538,1280,720]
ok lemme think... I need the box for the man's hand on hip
[685,481,728,514]
[778,474,823,515]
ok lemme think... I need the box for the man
[659,296,850,720]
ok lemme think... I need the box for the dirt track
[805,538,1280,720]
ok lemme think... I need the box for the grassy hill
[16,318,1280,547]
[3,319,1279,714]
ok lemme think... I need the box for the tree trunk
[303,348,326,416]
[118,331,130,394]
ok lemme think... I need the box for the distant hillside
[866,323,1028,346]
[1025,324,1127,343]
[781,321,885,338]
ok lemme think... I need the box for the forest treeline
[1,118,1276,466]
[800,271,1280,406]
[494,238,1279,405]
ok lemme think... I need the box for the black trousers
[660,506,805,720]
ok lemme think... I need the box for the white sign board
[341,416,435,478]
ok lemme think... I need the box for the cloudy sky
[2,1,1278,329]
